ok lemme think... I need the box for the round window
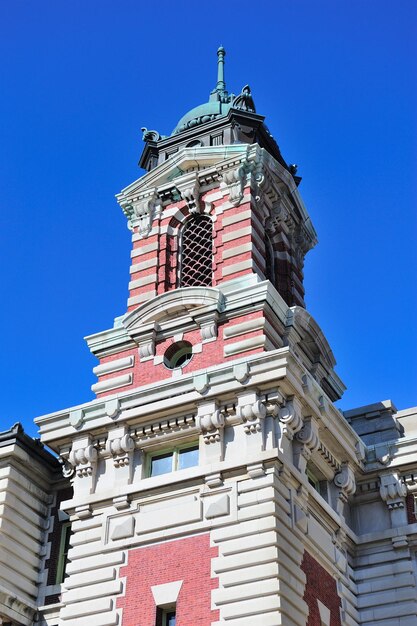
[163,341,193,369]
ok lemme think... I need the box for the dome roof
[172,98,233,135]
[171,47,256,136]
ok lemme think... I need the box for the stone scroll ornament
[196,409,225,444]
[105,434,135,467]
[379,473,407,509]
[278,399,303,440]
[295,417,320,461]
[69,444,98,478]
[220,163,249,206]
[237,400,267,434]
[334,463,356,503]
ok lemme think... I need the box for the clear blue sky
[1,1,416,438]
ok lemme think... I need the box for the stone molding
[196,404,225,444]
[69,443,98,478]
[379,472,407,510]
[116,144,317,245]
[334,463,356,503]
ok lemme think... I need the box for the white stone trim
[223,317,265,339]
[127,290,157,307]
[151,580,183,607]
[93,356,134,377]
[130,240,159,258]
[224,335,266,357]
[222,225,252,244]
[129,257,158,273]
[222,242,253,260]
[222,258,254,278]
[128,273,158,290]
[222,209,252,228]
[91,374,132,394]
[317,600,331,626]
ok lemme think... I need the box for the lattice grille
[180,215,213,287]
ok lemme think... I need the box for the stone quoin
[1,48,417,626]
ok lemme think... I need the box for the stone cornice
[116,143,317,246]
[35,345,364,477]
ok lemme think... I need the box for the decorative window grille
[179,215,213,287]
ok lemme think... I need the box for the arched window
[179,215,213,287]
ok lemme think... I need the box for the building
[1,48,417,626]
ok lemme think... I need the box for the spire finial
[215,45,226,94]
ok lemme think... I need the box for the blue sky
[1,1,416,438]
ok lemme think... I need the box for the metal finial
[216,46,226,93]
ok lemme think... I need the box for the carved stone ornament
[279,398,303,440]
[295,417,320,460]
[196,408,225,444]
[232,84,256,113]
[105,434,135,467]
[334,463,356,503]
[124,188,161,237]
[379,473,407,510]
[237,399,267,434]
[138,329,156,360]
[141,127,161,142]
[69,444,98,478]
[59,455,75,479]
[220,164,248,206]
[105,398,121,420]
[176,175,201,214]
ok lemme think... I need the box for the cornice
[116,143,317,246]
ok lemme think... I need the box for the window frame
[177,214,213,288]
[147,441,199,478]
[55,521,72,585]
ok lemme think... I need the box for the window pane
[178,446,199,470]
[167,612,176,626]
[151,452,173,477]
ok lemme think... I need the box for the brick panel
[117,534,219,626]
[301,551,342,626]
[406,493,417,524]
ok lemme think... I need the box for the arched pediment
[123,287,225,331]
[286,306,336,370]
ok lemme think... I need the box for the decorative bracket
[69,444,98,478]
[105,433,135,467]
[379,473,407,510]
[294,417,320,472]
[125,188,161,237]
[176,174,201,214]
[196,406,225,444]
[237,396,267,434]
[334,463,356,504]
[279,398,303,440]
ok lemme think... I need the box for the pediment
[123,287,225,332]
[117,144,250,202]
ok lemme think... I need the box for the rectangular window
[149,443,199,478]
[165,611,176,626]
[56,522,72,584]
[210,133,223,145]
[156,608,176,626]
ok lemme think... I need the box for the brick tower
[32,49,417,626]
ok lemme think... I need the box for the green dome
[172,98,233,135]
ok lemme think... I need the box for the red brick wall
[117,534,219,626]
[406,493,417,524]
[95,310,268,397]
[301,550,342,626]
